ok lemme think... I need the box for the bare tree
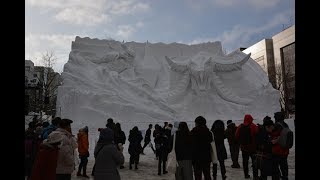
[275,64,291,117]
[38,51,61,117]
[41,51,57,68]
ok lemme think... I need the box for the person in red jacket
[271,112,290,180]
[30,132,63,180]
[77,126,90,178]
[235,114,259,179]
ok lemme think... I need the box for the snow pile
[57,36,280,128]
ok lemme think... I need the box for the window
[25,66,30,71]
[30,79,37,83]
[33,74,37,77]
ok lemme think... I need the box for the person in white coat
[51,118,77,180]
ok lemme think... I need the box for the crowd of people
[25,112,293,180]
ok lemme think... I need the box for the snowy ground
[68,118,295,180]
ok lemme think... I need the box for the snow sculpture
[56,36,280,126]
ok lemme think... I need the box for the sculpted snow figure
[56,36,280,126]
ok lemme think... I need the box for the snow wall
[56,36,280,128]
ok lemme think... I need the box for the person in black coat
[211,120,227,180]
[141,124,156,154]
[255,119,275,180]
[225,120,241,168]
[175,122,194,180]
[128,126,143,170]
[115,123,126,169]
[190,116,213,180]
[154,127,171,175]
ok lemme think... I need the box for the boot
[83,167,89,178]
[135,163,138,170]
[77,170,81,176]
[129,163,132,170]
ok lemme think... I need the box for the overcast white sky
[25,0,295,73]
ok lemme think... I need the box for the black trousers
[242,151,258,178]
[212,160,226,178]
[56,174,71,180]
[130,154,140,165]
[78,155,88,174]
[193,161,211,180]
[273,155,288,180]
[229,143,240,165]
[142,140,155,153]
[158,152,167,174]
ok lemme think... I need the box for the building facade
[242,39,276,88]
[241,25,295,114]
[25,60,61,116]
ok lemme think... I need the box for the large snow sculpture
[56,36,280,126]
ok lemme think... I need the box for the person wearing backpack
[235,114,259,179]
[271,112,292,180]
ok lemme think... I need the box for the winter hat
[274,112,285,122]
[42,121,50,128]
[82,126,88,133]
[263,119,274,127]
[99,127,114,141]
[59,118,73,128]
[227,120,233,126]
[45,132,64,144]
[35,126,43,135]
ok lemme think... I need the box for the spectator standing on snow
[114,123,126,169]
[42,117,61,140]
[211,120,227,180]
[77,126,90,178]
[174,121,194,180]
[128,126,143,170]
[94,127,124,180]
[30,132,64,180]
[225,120,240,168]
[25,122,37,179]
[153,124,161,159]
[190,116,213,180]
[255,119,275,180]
[53,118,77,180]
[235,114,259,179]
[271,112,291,180]
[154,127,170,175]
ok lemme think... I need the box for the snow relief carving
[56,36,280,125]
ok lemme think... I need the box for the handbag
[210,131,218,164]
[166,132,177,171]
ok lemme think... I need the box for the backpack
[277,123,294,149]
[238,124,252,145]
